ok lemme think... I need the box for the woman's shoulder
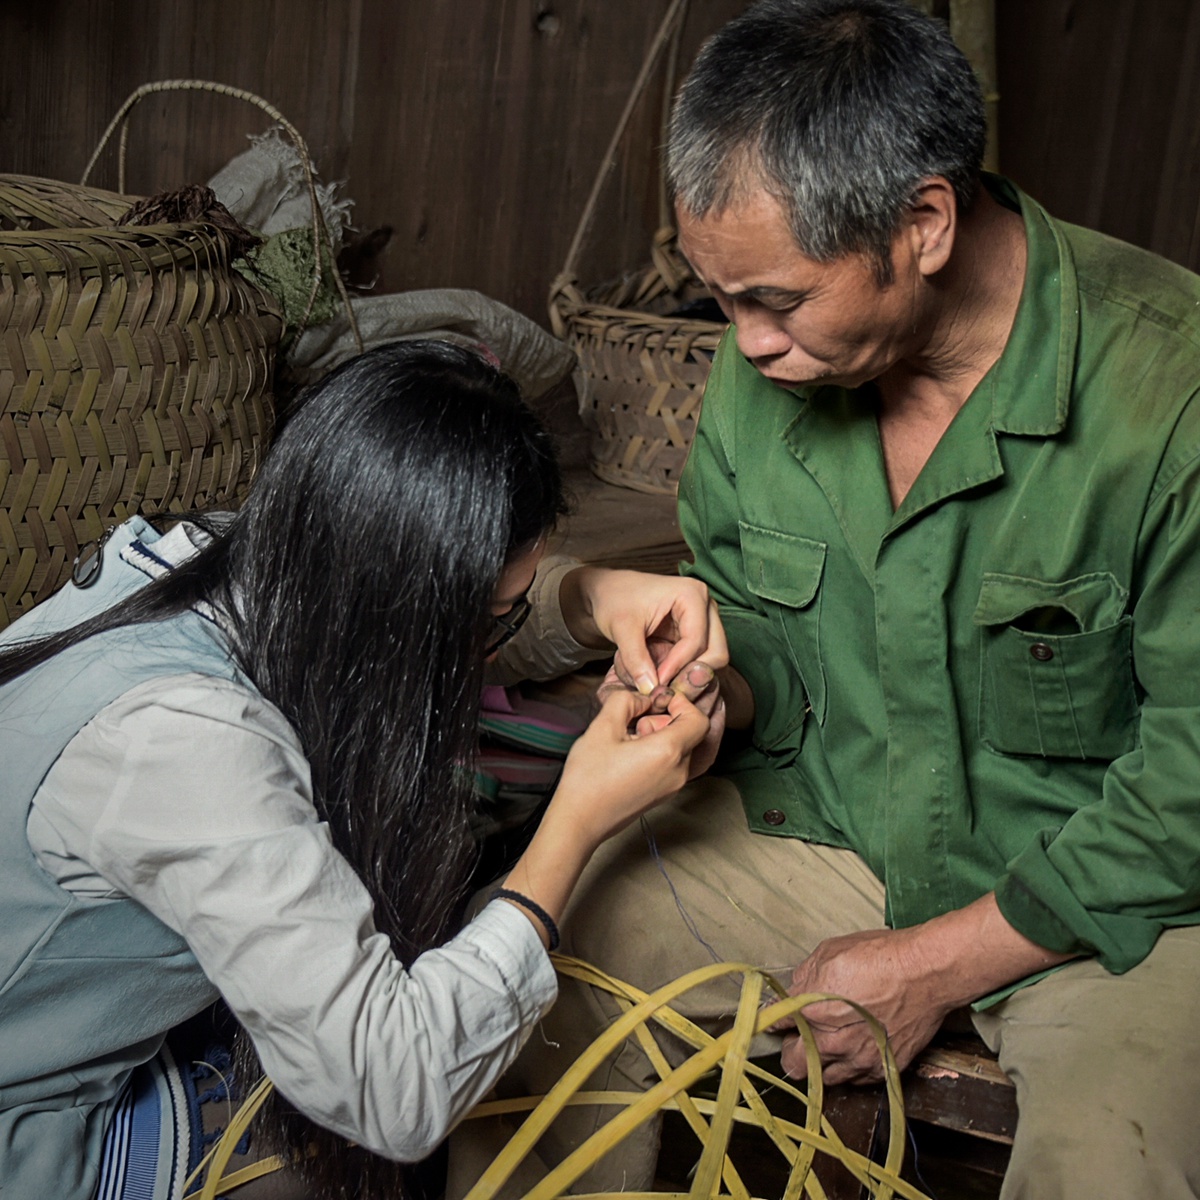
[31,671,318,897]
[54,672,317,840]
[100,671,299,746]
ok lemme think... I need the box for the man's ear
[905,176,957,277]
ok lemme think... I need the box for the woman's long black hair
[0,339,566,1196]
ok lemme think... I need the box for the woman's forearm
[500,807,602,947]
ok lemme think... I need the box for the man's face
[677,189,918,391]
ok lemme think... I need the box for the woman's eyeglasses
[485,594,532,654]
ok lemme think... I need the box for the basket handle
[559,0,690,282]
[80,79,362,352]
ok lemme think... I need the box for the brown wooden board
[996,0,1200,274]
[0,1,744,324]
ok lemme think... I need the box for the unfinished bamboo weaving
[461,958,931,1200]
[0,175,283,629]
[193,959,931,1200]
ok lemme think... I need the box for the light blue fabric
[0,519,248,1200]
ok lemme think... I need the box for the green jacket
[679,179,1200,976]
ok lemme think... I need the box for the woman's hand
[553,688,710,846]
[501,689,709,945]
[598,639,726,780]
[558,566,728,694]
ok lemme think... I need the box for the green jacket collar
[982,174,1078,438]
[776,176,1078,556]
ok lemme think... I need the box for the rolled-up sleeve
[996,438,1200,972]
[678,339,810,756]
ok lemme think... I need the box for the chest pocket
[740,522,828,724]
[975,571,1138,760]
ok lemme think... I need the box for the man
[450,2,1200,1196]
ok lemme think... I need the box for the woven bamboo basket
[0,80,359,630]
[462,958,932,1200]
[0,176,282,629]
[548,0,725,497]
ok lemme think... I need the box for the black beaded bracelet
[493,888,561,952]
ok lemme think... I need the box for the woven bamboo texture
[0,174,283,629]
[550,227,724,496]
[548,0,725,497]
[461,957,931,1200]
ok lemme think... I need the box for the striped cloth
[95,1043,195,1200]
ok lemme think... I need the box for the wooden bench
[821,1022,1017,1199]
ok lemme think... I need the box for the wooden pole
[907,0,999,172]
[950,0,1000,172]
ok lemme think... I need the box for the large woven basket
[0,174,283,628]
[550,227,723,496]
[548,0,725,496]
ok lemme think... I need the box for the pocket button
[1030,642,1055,662]
[763,809,787,826]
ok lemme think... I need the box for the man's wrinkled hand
[771,894,1075,1086]
[773,927,956,1085]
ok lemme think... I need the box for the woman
[0,341,721,1199]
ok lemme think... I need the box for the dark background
[3,1,1197,323]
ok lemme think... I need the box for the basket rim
[0,173,139,234]
[554,297,725,342]
[0,172,139,204]
[0,221,231,246]
[0,223,249,284]
[550,241,725,347]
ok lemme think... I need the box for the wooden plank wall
[996,0,1200,273]
[4,1,1200,321]
[0,0,742,322]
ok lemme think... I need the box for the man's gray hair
[667,0,986,277]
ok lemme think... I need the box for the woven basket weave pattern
[567,301,721,496]
[551,233,724,497]
[546,0,725,497]
[0,176,283,628]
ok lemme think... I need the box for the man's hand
[559,566,728,693]
[774,893,1077,1085]
[598,640,726,779]
[778,926,956,1084]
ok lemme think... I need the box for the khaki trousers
[449,777,1200,1200]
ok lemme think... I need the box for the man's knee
[976,928,1200,1198]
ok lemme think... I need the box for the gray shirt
[25,531,594,1160]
